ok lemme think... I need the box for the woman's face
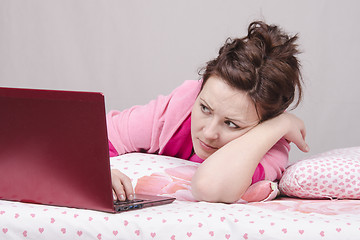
[191,76,260,160]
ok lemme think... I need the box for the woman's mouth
[198,139,218,151]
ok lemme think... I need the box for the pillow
[110,153,279,203]
[110,153,198,201]
[279,146,360,199]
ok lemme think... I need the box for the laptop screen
[0,87,115,212]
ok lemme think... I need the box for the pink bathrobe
[106,80,290,182]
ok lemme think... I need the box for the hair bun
[200,21,303,122]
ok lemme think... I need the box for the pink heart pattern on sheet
[280,147,360,199]
[1,152,360,239]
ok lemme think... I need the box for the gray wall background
[1,0,359,163]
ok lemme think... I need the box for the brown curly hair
[200,21,303,122]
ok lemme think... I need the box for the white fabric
[1,153,360,239]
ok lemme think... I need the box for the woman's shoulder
[168,80,202,104]
[161,80,201,120]
[173,80,202,93]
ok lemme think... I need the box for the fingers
[294,129,310,153]
[111,172,127,201]
[300,125,306,140]
[122,176,135,200]
[296,139,310,153]
[111,169,134,201]
[300,122,310,152]
[284,112,310,153]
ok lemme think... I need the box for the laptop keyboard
[114,199,144,205]
[114,199,145,211]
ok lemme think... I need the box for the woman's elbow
[191,178,220,202]
[191,177,244,203]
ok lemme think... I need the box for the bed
[1,147,359,240]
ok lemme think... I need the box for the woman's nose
[203,120,219,140]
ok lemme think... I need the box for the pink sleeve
[251,163,265,184]
[260,138,290,181]
[106,94,169,155]
[106,80,200,156]
[109,141,119,157]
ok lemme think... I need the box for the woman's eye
[225,121,239,129]
[200,104,211,114]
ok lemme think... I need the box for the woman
[107,21,309,203]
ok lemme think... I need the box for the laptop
[0,87,175,213]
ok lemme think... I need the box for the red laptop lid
[0,87,115,212]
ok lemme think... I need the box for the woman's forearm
[191,113,306,203]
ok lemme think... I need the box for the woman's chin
[193,148,211,160]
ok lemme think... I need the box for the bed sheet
[1,197,360,239]
[1,153,360,239]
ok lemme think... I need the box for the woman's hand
[111,169,134,201]
[278,112,309,153]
